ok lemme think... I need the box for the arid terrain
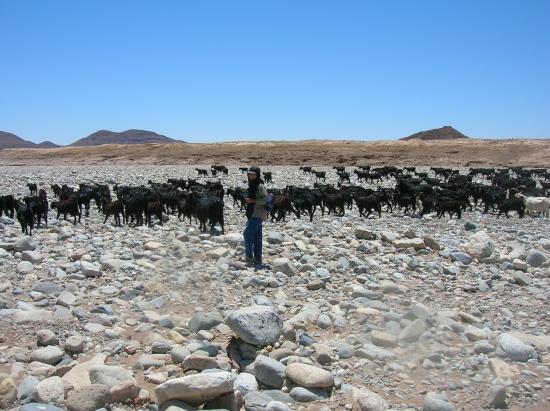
[0,139,549,167]
[0,162,549,411]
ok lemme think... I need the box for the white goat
[517,193,550,217]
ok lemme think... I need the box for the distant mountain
[0,131,48,149]
[400,126,469,141]
[37,141,60,148]
[69,129,180,146]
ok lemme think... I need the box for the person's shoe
[253,260,271,270]
[244,256,255,267]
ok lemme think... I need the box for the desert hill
[0,131,59,149]
[69,129,180,146]
[400,126,469,141]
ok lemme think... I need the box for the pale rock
[464,325,489,342]
[488,358,519,379]
[154,371,236,405]
[207,247,230,258]
[392,238,426,250]
[398,319,426,343]
[57,291,77,307]
[21,251,43,264]
[352,388,389,411]
[17,261,34,274]
[423,392,455,411]
[272,257,298,276]
[462,230,494,260]
[285,363,334,388]
[32,376,64,404]
[80,261,101,277]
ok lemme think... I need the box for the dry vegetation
[1,139,549,167]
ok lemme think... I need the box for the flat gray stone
[485,385,507,409]
[498,333,534,362]
[30,346,64,365]
[89,365,136,387]
[14,236,36,252]
[423,392,455,411]
[355,344,396,362]
[399,319,426,343]
[526,249,546,267]
[289,386,328,402]
[188,311,224,332]
[155,371,236,405]
[20,404,65,411]
[17,376,40,402]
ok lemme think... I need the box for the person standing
[243,166,267,267]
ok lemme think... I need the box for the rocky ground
[0,165,549,411]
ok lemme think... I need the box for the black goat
[0,195,15,218]
[16,199,34,235]
[263,172,273,184]
[27,183,38,196]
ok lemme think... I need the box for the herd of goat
[1,165,550,236]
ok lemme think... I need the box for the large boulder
[155,371,236,405]
[225,305,282,347]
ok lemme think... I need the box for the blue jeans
[244,217,263,261]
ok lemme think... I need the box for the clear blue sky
[1,1,549,144]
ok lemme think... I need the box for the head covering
[247,166,261,177]
[247,165,263,202]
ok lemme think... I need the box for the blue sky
[1,1,549,144]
